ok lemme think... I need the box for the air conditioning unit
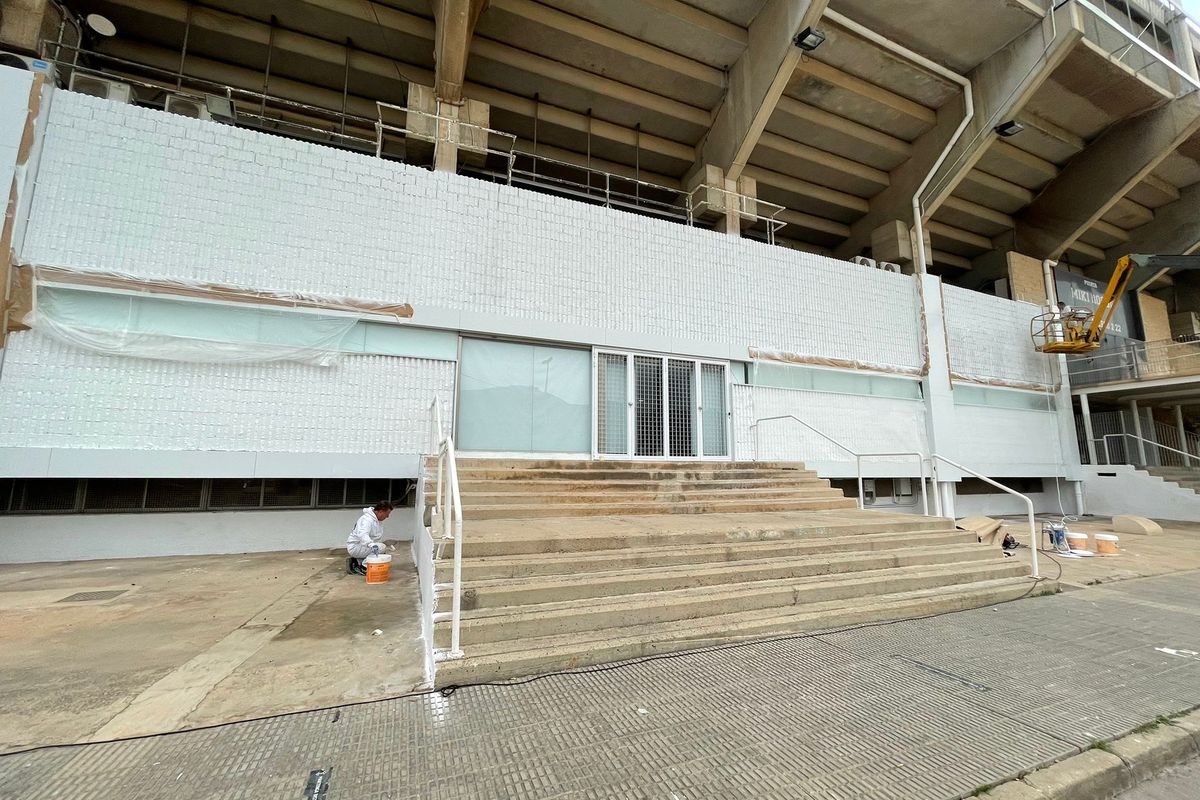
[0,51,57,83]
[851,256,877,270]
[68,72,132,103]
[877,261,902,273]
[165,93,211,120]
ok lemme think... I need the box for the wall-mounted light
[994,120,1025,137]
[794,27,826,51]
[85,13,118,37]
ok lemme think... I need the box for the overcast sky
[1184,0,1200,21]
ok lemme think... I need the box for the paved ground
[1118,755,1200,798]
[3,569,1198,800]
[0,548,424,750]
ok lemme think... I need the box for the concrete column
[1144,406,1157,465]
[406,82,490,173]
[1174,404,1190,466]
[687,165,755,237]
[1129,399,1147,465]
[0,0,52,55]
[1171,14,1200,82]
[1080,393,1098,465]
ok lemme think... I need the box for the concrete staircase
[428,459,1041,687]
[1144,466,1200,493]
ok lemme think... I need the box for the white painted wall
[20,90,924,371]
[0,66,33,220]
[731,384,929,478]
[0,331,453,454]
[942,285,1055,388]
[946,404,1072,477]
[1082,465,1200,522]
[0,502,423,564]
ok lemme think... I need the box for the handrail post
[932,455,1037,579]
[446,439,464,657]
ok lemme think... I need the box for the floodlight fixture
[794,27,826,51]
[994,120,1025,137]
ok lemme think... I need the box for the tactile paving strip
[5,572,1199,800]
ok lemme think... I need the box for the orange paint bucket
[1095,534,1120,555]
[365,554,392,583]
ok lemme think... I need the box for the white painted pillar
[1129,399,1147,465]
[1080,393,1098,465]
[1175,405,1190,467]
[938,481,956,520]
[1144,407,1157,465]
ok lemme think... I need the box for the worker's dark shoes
[352,560,368,575]
[346,557,361,575]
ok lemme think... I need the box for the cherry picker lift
[1032,254,1200,355]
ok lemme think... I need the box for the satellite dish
[86,14,117,37]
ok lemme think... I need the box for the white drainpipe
[823,10,974,275]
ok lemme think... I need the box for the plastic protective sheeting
[28,285,359,366]
[747,347,927,378]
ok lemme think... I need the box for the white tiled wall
[21,91,924,371]
[0,331,454,453]
[948,404,1071,474]
[731,385,929,476]
[942,285,1056,387]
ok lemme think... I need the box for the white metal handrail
[748,415,931,515]
[684,184,788,245]
[427,396,465,661]
[929,455,1039,579]
[1100,432,1195,467]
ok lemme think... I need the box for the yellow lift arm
[1033,254,1200,355]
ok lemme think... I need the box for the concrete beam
[698,0,830,181]
[920,2,1083,215]
[792,57,935,125]
[1017,110,1086,152]
[928,221,991,251]
[639,0,747,49]
[932,250,973,270]
[1016,92,1200,260]
[941,196,1013,230]
[775,96,911,161]
[776,208,851,239]
[489,0,724,87]
[742,164,869,215]
[756,131,889,188]
[100,0,696,165]
[432,0,488,103]
[834,98,965,259]
[1105,180,1200,261]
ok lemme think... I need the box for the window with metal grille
[0,478,414,515]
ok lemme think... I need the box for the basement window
[956,478,1045,495]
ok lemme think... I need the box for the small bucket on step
[1095,533,1120,555]
[365,553,392,583]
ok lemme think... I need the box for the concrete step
[434,559,1025,648]
[444,468,821,482]
[441,511,954,557]
[443,543,1002,611]
[458,496,858,520]
[451,477,836,493]
[435,528,977,582]
[444,459,811,471]
[450,486,843,507]
[433,576,1047,687]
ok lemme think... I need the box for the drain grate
[57,590,128,603]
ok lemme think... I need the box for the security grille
[595,349,730,461]
[667,359,696,458]
[597,352,629,455]
[701,363,729,457]
[634,355,664,457]
[57,590,127,603]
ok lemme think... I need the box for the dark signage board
[1054,268,1134,339]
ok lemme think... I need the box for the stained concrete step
[458,496,857,520]
[452,487,843,506]
[446,468,820,482]
[442,511,957,557]
[446,459,811,471]
[435,528,977,582]
[433,575,1046,687]
[443,543,1001,611]
[452,476,836,493]
[434,559,1025,648]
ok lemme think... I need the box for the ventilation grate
[57,589,128,603]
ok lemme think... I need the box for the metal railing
[685,184,788,245]
[1076,0,1200,95]
[1100,432,1196,468]
[1068,337,1200,386]
[427,396,465,661]
[929,455,1039,579]
[748,414,931,515]
[375,100,517,177]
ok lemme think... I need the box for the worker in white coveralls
[346,501,394,575]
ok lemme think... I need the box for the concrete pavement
[4,569,1199,799]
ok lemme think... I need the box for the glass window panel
[83,479,145,511]
[458,339,590,453]
[530,346,592,452]
[209,479,263,508]
[667,359,696,458]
